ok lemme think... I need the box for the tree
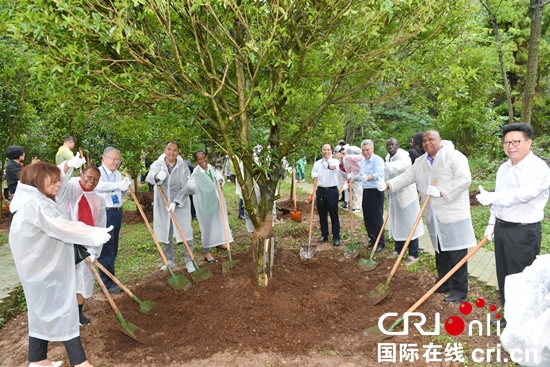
[7,0,481,284]
[520,0,549,123]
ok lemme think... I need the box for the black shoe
[363,241,375,248]
[341,203,348,209]
[375,245,385,253]
[79,312,91,325]
[426,285,451,294]
[204,257,217,263]
[333,239,341,246]
[490,318,507,328]
[443,295,467,304]
[318,236,329,243]
[238,215,246,220]
[108,285,122,294]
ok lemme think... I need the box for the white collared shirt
[95,165,123,208]
[490,151,550,224]
[312,157,340,187]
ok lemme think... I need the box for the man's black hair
[502,122,534,140]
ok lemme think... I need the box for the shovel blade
[189,266,213,283]
[369,282,390,305]
[343,242,360,259]
[290,211,302,222]
[364,315,404,339]
[299,244,316,259]
[358,257,378,271]
[167,273,192,291]
[222,259,239,273]
[116,312,142,342]
[138,299,157,315]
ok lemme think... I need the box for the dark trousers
[494,219,541,305]
[362,189,385,247]
[316,187,340,240]
[98,210,122,289]
[435,241,468,299]
[395,238,419,258]
[190,195,197,220]
[29,336,86,365]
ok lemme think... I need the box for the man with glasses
[95,147,132,294]
[477,123,550,328]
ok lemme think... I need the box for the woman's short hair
[20,162,61,200]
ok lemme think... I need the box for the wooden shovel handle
[292,167,297,211]
[308,178,318,238]
[406,237,488,313]
[349,179,354,234]
[128,185,171,266]
[216,179,232,251]
[389,179,437,277]
[79,148,86,169]
[157,185,196,262]
[370,213,389,253]
[93,258,133,298]
[85,257,120,314]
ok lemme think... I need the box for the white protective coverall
[9,183,108,341]
[191,164,233,248]
[501,254,550,366]
[146,154,194,250]
[388,144,476,252]
[384,148,424,241]
[56,166,107,298]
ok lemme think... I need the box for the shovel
[358,213,389,270]
[85,257,142,342]
[300,178,318,259]
[290,167,302,222]
[158,185,213,283]
[94,259,157,315]
[368,179,436,305]
[344,181,360,258]
[365,237,488,337]
[128,185,191,291]
[216,179,238,273]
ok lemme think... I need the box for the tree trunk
[480,0,515,123]
[251,219,275,286]
[520,0,545,124]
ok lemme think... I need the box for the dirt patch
[0,248,503,367]
[124,191,154,225]
[0,210,12,231]
[469,191,480,207]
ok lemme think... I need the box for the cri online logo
[379,297,503,336]
[445,297,501,336]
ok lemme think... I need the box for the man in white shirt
[95,147,131,294]
[477,122,550,328]
[312,143,341,246]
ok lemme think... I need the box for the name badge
[111,194,120,205]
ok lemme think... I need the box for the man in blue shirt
[354,139,385,251]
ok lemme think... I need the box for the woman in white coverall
[9,162,112,367]
[57,162,106,325]
[191,150,232,262]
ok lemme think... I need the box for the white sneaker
[160,260,175,271]
[405,256,418,265]
[186,261,196,273]
[387,251,399,259]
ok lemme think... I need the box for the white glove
[341,183,349,192]
[476,185,501,206]
[484,224,494,241]
[360,174,369,183]
[167,202,176,213]
[187,177,196,189]
[67,152,86,169]
[89,252,96,262]
[347,173,354,181]
[322,161,328,169]
[312,172,319,179]
[426,185,441,197]
[376,177,387,191]
[156,170,167,181]
[92,225,113,246]
[118,177,132,191]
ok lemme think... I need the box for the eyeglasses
[502,140,528,147]
[104,156,122,162]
